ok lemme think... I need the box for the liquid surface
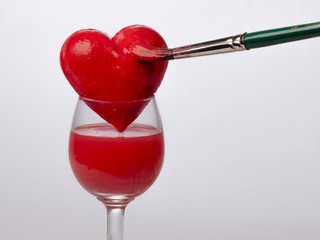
[69,123,164,197]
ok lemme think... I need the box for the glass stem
[98,195,135,240]
[106,207,125,240]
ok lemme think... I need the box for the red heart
[60,25,168,131]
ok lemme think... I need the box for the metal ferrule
[172,33,247,59]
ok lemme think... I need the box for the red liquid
[69,123,164,197]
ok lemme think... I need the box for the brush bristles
[131,45,173,61]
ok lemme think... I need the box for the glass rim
[79,94,155,104]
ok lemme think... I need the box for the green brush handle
[244,21,320,49]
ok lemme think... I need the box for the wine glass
[68,95,164,240]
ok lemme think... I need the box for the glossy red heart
[60,25,168,131]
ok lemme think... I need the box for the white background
[1,0,320,239]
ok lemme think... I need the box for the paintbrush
[131,21,320,61]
